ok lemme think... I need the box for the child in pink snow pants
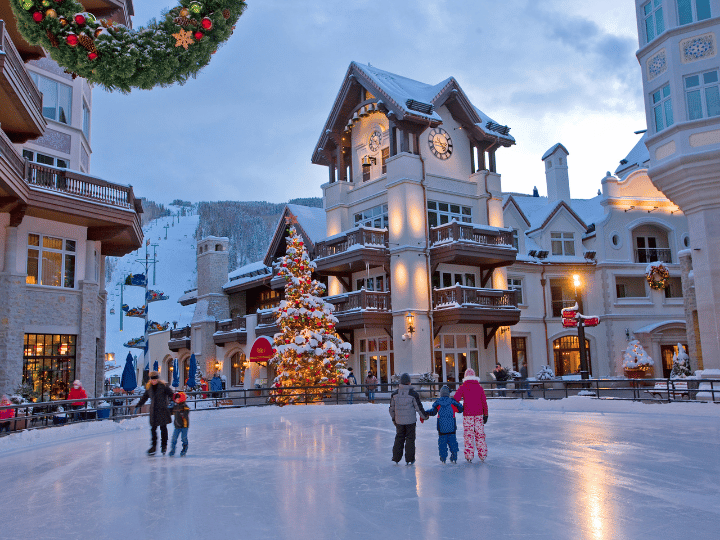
[452,368,489,462]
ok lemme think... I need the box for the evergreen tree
[670,343,691,378]
[270,227,350,405]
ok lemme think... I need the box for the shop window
[553,336,591,377]
[23,334,76,402]
[433,333,479,388]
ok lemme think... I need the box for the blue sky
[90,0,646,205]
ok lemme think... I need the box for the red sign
[561,308,578,319]
[562,318,578,328]
[249,336,275,363]
[583,317,600,327]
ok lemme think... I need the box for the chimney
[541,143,571,202]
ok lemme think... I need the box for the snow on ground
[105,208,198,377]
[1,399,719,540]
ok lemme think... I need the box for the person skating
[425,385,463,464]
[135,371,174,455]
[365,371,378,403]
[453,368,489,463]
[168,392,190,457]
[389,373,428,465]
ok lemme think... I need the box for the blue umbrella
[172,358,180,388]
[153,360,159,372]
[142,362,150,385]
[120,352,137,392]
[186,354,197,389]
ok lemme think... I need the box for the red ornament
[74,14,86,25]
[66,34,79,46]
[88,52,98,60]
[201,17,213,29]
[194,31,203,40]
[33,11,44,22]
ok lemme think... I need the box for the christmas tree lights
[270,227,350,405]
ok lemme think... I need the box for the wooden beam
[480,268,493,288]
[483,324,499,349]
[87,226,127,241]
[9,203,27,227]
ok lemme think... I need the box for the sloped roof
[615,132,649,178]
[541,143,569,161]
[504,194,605,233]
[263,205,326,267]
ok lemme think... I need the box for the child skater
[169,391,190,457]
[453,368,489,463]
[425,385,463,464]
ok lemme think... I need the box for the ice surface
[1,399,718,540]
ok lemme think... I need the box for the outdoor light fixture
[572,274,581,289]
[214,360,221,371]
[624,205,635,212]
[361,155,377,170]
[536,250,549,259]
[405,311,415,337]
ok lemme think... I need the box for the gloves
[420,417,424,424]
[483,414,488,424]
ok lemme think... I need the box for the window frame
[508,277,524,305]
[29,72,72,125]
[643,0,665,43]
[427,200,472,228]
[550,232,575,256]
[22,150,68,169]
[684,69,720,121]
[354,204,389,229]
[26,233,76,289]
[677,0,711,26]
[652,84,674,132]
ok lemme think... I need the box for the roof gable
[263,205,326,266]
[502,195,531,228]
[526,200,587,235]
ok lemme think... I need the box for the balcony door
[359,337,394,391]
[433,334,480,389]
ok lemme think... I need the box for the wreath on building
[645,261,669,291]
[9,0,247,92]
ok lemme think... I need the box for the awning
[249,336,275,363]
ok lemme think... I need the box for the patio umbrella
[142,362,149,385]
[120,352,137,393]
[153,360,158,372]
[172,358,180,388]
[186,354,197,389]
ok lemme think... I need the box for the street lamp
[572,274,590,381]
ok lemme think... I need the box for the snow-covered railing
[315,227,388,258]
[429,222,514,247]
[169,326,191,340]
[257,310,279,328]
[215,316,247,333]
[27,162,136,209]
[433,285,517,309]
[325,290,391,312]
[0,21,42,115]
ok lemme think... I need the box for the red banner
[249,336,275,363]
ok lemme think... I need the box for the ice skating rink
[1,398,718,540]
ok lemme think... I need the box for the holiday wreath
[9,0,247,92]
[645,261,669,290]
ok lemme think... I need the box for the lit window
[652,84,674,132]
[26,233,76,288]
[685,70,720,120]
[29,72,72,125]
[678,0,711,25]
[508,277,523,304]
[354,204,389,229]
[551,232,575,256]
[643,0,665,43]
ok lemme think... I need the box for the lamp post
[572,274,590,381]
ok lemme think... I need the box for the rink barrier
[1,377,718,435]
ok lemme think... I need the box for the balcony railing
[0,20,43,114]
[169,326,191,340]
[433,285,517,309]
[257,310,278,327]
[215,317,247,333]
[635,248,671,264]
[27,162,136,209]
[315,227,388,258]
[430,222,514,247]
[327,290,391,312]
[0,128,24,179]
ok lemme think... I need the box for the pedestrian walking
[493,363,509,397]
[135,371,174,455]
[346,367,357,404]
[425,385,464,464]
[365,371,378,403]
[389,373,428,465]
[453,368,489,463]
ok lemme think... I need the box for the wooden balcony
[214,317,247,346]
[0,20,45,143]
[24,162,142,256]
[325,290,393,332]
[313,227,390,277]
[432,286,520,345]
[429,222,517,285]
[255,310,279,337]
[168,326,191,352]
[0,127,27,203]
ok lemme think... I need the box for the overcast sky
[90,0,646,205]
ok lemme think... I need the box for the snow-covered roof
[224,260,272,290]
[541,143,569,161]
[615,132,649,178]
[286,204,326,243]
[504,193,605,232]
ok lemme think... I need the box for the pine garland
[9,0,247,92]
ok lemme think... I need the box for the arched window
[553,336,591,377]
[230,351,246,386]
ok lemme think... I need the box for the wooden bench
[646,381,689,400]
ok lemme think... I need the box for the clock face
[368,130,382,152]
[428,128,453,160]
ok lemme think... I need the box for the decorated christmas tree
[670,343,692,378]
[622,340,654,371]
[270,227,350,405]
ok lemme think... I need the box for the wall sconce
[624,205,635,212]
[405,311,415,338]
[214,360,222,372]
[361,155,377,171]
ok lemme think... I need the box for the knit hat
[464,368,476,378]
[72,380,82,387]
[399,373,411,385]
[149,371,159,380]
[440,385,450,397]
[174,392,186,403]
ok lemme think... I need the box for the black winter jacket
[136,382,174,427]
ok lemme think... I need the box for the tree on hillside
[270,226,350,405]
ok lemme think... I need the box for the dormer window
[643,0,665,44]
[551,232,575,256]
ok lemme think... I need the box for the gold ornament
[45,8,57,18]
[172,29,194,49]
[59,16,68,26]
[179,8,189,17]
